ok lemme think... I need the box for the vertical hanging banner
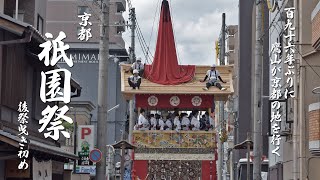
[77,125,95,166]
[78,12,92,41]
[270,42,282,157]
[269,5,295,158]
[17,101,30,170]
[37,31,74,141]
[283,7,295,99]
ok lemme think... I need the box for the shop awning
[0,130,78,160]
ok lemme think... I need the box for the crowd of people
[134,109,215,131]
[127,60,223,132]
[127,58,144,90]
[126,58,227,92]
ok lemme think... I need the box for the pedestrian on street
[200,64,227,91]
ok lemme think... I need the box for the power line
[259,0,286,40]
[77,0,101,21]
[136,21,154,60]
[136,26,153,64]
[265,2,320,81]
[168,0,182,65]
[127,0,155,64]
[147,0,161,55]
[294,47,320,79]
[136,28,147,59]
[128,0,156,62]
[136,27,150,62]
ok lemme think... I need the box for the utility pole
[220,13,225,66]
[96,0,110,179]
[73,113,77,174]
[218,12,226,180]
[129,8,136,63]
[253,0,263,179]
[293,0,300,179]
[128,7,136,145]
[246,133,252,180]
[128,7,136,180]
[107,145,115,180]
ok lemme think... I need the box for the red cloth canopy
[136,94,214,109]
[144,0,195,85]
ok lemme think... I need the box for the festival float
[120,0,234,179]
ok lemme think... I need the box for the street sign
[89,149,102,163]
[77,125,94,165]
[76,166,96,176]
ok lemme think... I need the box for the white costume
[206,70,220,81]
[173,117,181,131]
[128,75,141,84]
[165,120,173,130]
[138,114,149,130]
[150,117,157,130]
[131,62,144,71]
[133,124,138,130]
[181,116,190,131]
[191,116,200,131]
[209,116,214,130]
[158,118,165,130]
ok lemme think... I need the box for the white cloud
[123,0,238,65]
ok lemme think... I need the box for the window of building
[279,33,283,59]
[77,26,82,38]
[78,6,89,15]
[12,10,24,21]
[37,14,44,34]
[228,28,235,35]
[229,44,235,51]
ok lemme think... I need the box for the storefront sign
[77,125,94,165]
[76,165,96,176]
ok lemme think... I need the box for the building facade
[236,1,269,179]
[46,0,128,147]
[226,25,239,180]
[268,0,320,179]
[0,0,82,179]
